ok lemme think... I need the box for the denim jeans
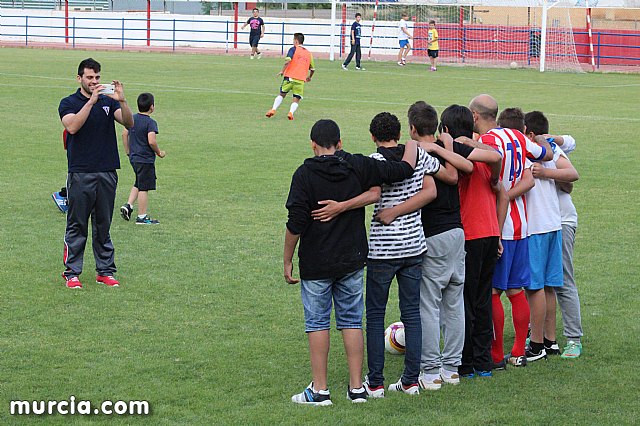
[365,255,422,387]
[301,268,365,332]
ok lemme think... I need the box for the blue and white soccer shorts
[492,239,531,291]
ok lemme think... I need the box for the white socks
[289,102,299,115]
[272,95,284,111]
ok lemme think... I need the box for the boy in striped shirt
[363,112,440,397]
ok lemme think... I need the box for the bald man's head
[469,94,498,121]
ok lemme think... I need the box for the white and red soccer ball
[384,322,406,355]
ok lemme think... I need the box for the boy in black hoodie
[284,119,418,406]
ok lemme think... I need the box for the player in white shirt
[397,12,412,66]
[523,111,579,362]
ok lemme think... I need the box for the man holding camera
[58,58,133,289]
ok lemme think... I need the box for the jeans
[365,255,422,386]
[301,268,364,332]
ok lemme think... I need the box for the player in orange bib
[265,33,315,121]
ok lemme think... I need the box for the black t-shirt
[351,21,362,44]
[421,140,474,237]
[246,17,264,36]
[58,89,121,173]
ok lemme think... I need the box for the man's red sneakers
[96,275,120,287]
[63,275,83,289]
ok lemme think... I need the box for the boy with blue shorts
[523,111,579,362]
[397,12,412,66]
[284,119,419,406]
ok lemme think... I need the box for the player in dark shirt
[241,8,265,59]
[342,13,364,70]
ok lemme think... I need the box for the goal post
[331,0,584,72]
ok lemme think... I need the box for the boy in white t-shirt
[523,111,579,362]
[397,13,412,66]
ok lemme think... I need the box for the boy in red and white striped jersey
[469,96,552,369]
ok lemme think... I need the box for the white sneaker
[363,376,385,398]
[440,368,460,385]
[355,66,365,71]
[418,372,442,390]
[341,64,348,70]
[387,379,419,395]
[250,54,254,60]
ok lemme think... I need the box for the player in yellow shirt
[265,33,315,121]
[427,20,439,72]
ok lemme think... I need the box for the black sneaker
[120,204,133,221]
[545,342,561,355]
[136,215,160,225]
[291,383,332,406]
[492,359,507,371]
[347,386,368,403]
[525,345,548,362]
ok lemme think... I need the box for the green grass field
[1,47,639,425]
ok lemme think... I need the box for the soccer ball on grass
[384,322,406,355]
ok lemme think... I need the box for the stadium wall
[1,10,639,66]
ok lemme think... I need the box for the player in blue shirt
[241,8,265,59]
[342,13,364,71]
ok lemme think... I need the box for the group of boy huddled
[284,94,584,405]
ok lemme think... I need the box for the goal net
[337,0,584,72]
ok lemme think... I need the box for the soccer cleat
[52,192,68,213]
[430,67,437,71]
[250,54,254,59]
[561,341,583,359]
[120,203,133,221]
[418,372,442,390]
[355,66,365,71]
[505,354,527,367]
[291,383,332,406]
[363,376,385,399]
[63,275,83,289]
[492,359,507,371]
[265,109,276,118]
[257,52,262,59]
[96,275,120,287]
[136,215,160,225]
[440,368,460,385]
[525,345,548,362]
[475,370,493,378]
[346,386,367,403]
[397,61,405,66]
[545,342,561,355]
[341,64,348,70]
[388,379,420,395]
[460,372,475,379]
[287,112,294,121]
[402,59,407,65]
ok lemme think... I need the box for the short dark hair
[137,92,154,112]
[355,13,362,18]
[497,107,525,133]
[294,33,304,44]
[311,119,341,148]
[77,58,100,76]
[524,111,550,136]
[407,101,438,137]
[252,7,259,12]
[440,105,474,139]
[370,112,401,143]
[429,20,436,25]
